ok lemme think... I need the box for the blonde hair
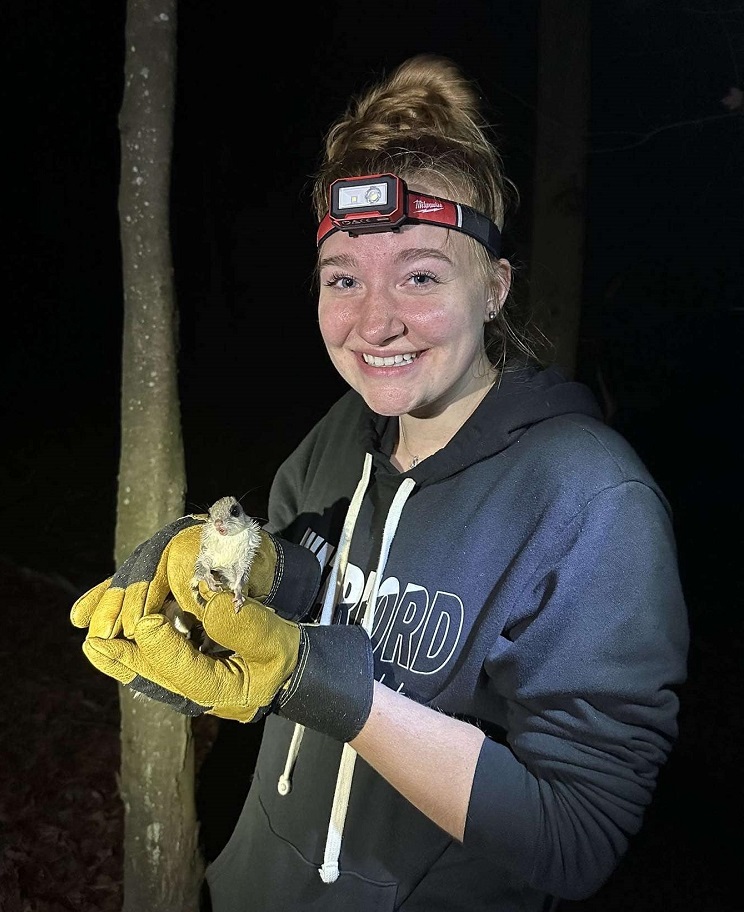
[311,54,546,368]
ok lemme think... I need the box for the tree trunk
[529,0,590,379]
[116,1,202,909]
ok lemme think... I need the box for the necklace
[397,377,498,472]
[398,419,421,470]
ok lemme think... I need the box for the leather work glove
[82,591,374,742]
[70,515,321,640]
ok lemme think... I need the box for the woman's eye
[409,271,438,286]
[323,273,357,289]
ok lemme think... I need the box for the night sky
[3,2,742,607]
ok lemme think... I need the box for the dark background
[1,2,742,910]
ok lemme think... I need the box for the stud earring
[487,310,497,321]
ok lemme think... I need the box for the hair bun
[313,55,513,229]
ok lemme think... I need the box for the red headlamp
[317,173,502,257]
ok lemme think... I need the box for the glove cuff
[263,534,322,621]
[277,624,373,742]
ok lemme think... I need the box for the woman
[73,54,689,910]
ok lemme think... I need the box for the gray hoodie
[205,365,689,911]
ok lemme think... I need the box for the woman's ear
[485,259,512,321]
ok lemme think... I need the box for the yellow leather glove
[83,592,299,721]
[70,515,321,640]
[82,592,374,739]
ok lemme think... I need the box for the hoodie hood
[363,364,604,486]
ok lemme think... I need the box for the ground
[0,558,223,912]
[0,558,123,912]
[0,555,740,911]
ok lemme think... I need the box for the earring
[487,310,497,321]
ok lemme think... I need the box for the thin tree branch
[590,111,739,153]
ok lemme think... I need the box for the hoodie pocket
[206,785,398,912]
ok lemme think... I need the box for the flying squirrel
[190,495,263,613]
[161,495,263,656]
[129,496,263,705]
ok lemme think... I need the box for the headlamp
[317,173,501,257]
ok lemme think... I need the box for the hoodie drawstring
[276,723,305,796]
[275,452,416,884]
[319,473,416,883]
[319,453,373,626]
[277,454,374,799]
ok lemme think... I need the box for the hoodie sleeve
[260,423,326,619]
[261,392,366,619]
[464,479,689,900]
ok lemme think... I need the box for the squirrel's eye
[230,505,240,517]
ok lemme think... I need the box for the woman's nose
[355,290,405,345]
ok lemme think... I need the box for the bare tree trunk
[529,0,590,379]
[116,1,202,909]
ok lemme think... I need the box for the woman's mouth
[362,352,418,367]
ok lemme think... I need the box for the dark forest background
[1,2,742,910]
[3,1,741,598]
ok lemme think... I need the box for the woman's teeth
[362,353,418,367]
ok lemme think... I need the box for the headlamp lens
[336,182,389,211]
[364,185,383,205]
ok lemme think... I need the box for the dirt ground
[0,555,740,912]
[0,559,221,912]
[0,558,123,911]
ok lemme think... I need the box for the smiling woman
[72,53,688,912]
[317,224,504,449]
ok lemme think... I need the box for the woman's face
[317,222,509,418]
